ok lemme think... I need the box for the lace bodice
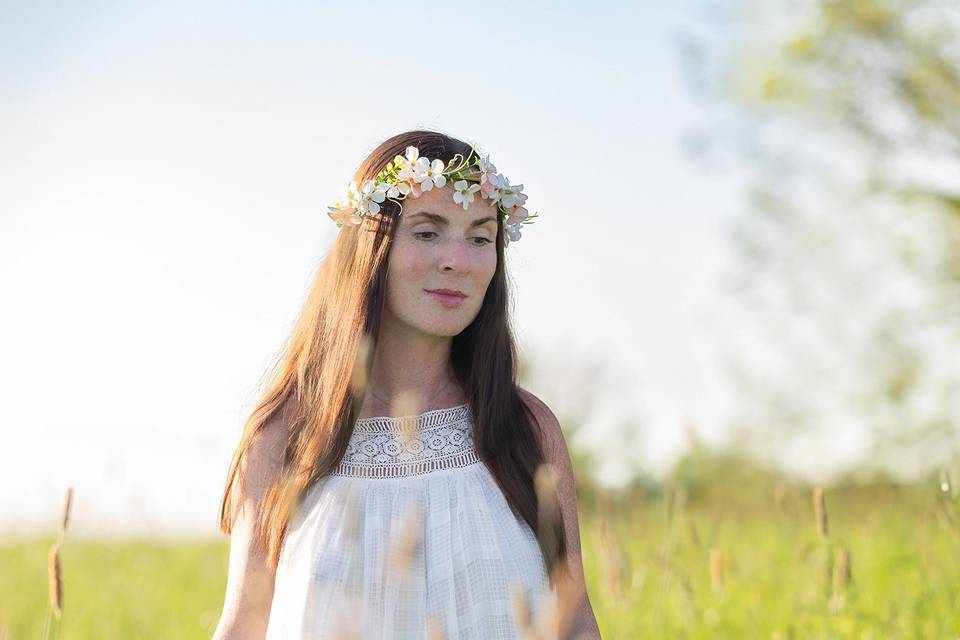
[332,403,480,479]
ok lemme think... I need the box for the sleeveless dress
[263,403,556,639]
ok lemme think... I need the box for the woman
[212,130,600,639]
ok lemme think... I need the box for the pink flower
[480,178,498,199]
[505,206,529,225]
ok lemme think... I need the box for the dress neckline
[339,403,478,477]
[353,402,471,431]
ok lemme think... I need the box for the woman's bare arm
[212,411,289,640]
[519,387,603,640]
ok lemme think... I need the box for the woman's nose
[439,237,470,272]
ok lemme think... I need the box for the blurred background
[2,0,959,637]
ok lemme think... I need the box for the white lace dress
[263,403,556,639]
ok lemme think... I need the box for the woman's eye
[414,232,491,246]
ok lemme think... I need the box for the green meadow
[3,453,959,639]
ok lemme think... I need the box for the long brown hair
[217,129,568,585]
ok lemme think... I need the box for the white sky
[0,1,766,536]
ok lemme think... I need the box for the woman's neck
[359,331,465,419]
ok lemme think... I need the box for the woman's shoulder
[238,400,296,504]
[515,386,563,447]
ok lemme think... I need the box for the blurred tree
[679,0,960,480]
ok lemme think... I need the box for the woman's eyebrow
[407,211,497,227]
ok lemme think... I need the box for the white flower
[393,145,443,195]
[496,177,527,210]
[470,155,495,199]
[478,154,497,176]
[513,189,528,210]
[388,182,412,197]
[410,156,431,180]
[395,146,421,182]
[452,180,481,210]
[417,158,447,191]
[355,179,390,215]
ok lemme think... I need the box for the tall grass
[40,486,71,640]
[2,456,959,638]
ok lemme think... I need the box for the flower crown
[326,144,539,246]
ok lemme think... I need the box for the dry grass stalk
[389,506,422,577]
[47,543,62,615]
[340,484,362,542]
[426,615,447,640]
[58,487,73,542]
[709,547,723,592]
[534,586,561,640]
[773,481,787,510]
[833,544,852,592]
[44,485,73,640]
[350,334,373,398]
[392,391,421,425]
[548,561,586,640]
[533,466,583,637]
[510,581,541,640]
[666,485,688,526]
[533,464,561,569]
[275,469,302,531]
[394,391,424,455]
[597,519,629,602]
[829,544,852,612]
[596,490,611,520]
[936,468,960,537]
[813,486,829,538]
[682,513,700,548]
[328,604,363,640]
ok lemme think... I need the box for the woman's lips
[426,290,466,308]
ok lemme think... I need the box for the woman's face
[383,183,499,338]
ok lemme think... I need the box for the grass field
[3,459,959,639]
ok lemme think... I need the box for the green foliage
[3,453,960,638]
[582,473,960,637]
[666,445,787,504]
[0,537,226,639]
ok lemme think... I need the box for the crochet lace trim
[333,403,479,478]
[352,403,470,432]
